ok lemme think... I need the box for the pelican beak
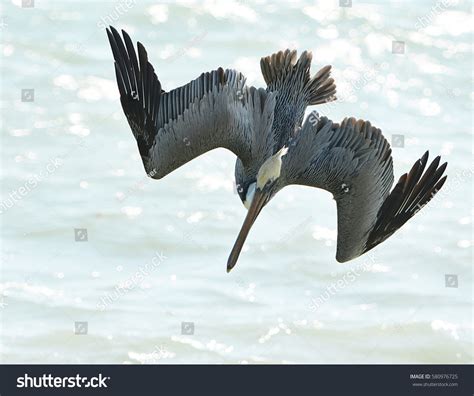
[227,188,268,273]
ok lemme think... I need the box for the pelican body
[106,26,447,272]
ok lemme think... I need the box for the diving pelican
[106,26,447,272]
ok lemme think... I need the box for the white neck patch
[243,182,256,209]
[256,147,289,189]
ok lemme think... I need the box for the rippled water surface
[0,0,472,363]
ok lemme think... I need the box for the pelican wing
[284,115,447,262]
[260,49,336,148]
[107,27,276,178]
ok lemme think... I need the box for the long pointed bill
[227,189,268,273]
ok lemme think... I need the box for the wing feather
[260,50,337,149]
[284,114,447,262]
[106,26,275,178]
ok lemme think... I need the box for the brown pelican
[106,26,447,273]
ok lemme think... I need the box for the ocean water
[0,0,472,364]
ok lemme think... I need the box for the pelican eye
[341,183,350,193]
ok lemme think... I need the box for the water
[0,0,472,363]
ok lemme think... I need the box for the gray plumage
[107,26,447,272]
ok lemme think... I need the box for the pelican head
[228,147,288,272]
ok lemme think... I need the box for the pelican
[106,26,447,273]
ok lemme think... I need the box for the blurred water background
[0,0,472,363]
